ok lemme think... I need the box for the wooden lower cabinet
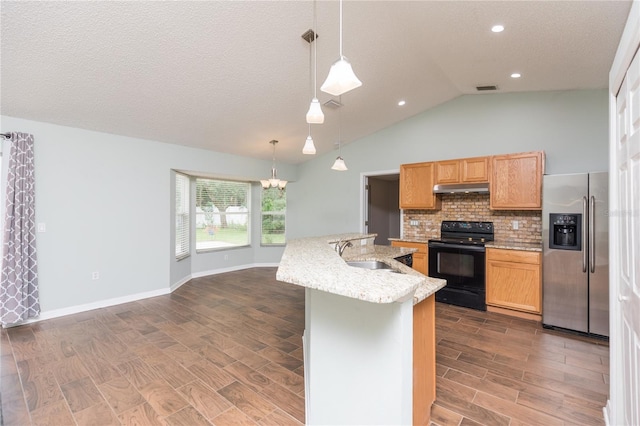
[413,294,436,425]
[391,241,428,275]
[392,241,436,423]
[486,248,542,315]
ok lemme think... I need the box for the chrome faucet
[335,240,353,257]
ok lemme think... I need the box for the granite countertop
[276,234,446,305]
[388,237,431,244]
[485,241,542,252]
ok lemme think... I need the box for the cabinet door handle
[618,294,629,302]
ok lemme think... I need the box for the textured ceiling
[0,1,632,164]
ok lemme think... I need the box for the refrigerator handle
[582,196,588,273]
[589,195,595,273]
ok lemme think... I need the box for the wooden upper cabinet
[462,156,490,182]
[435,160,460,184]
[490,151,544,210]
[400,162,441,210]
[435,157,489,184]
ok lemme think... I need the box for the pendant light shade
[331,156,348,171]
[321,0,362,96]
[321,56,362,96]
[306,97,324,124]
[303,134,316,155]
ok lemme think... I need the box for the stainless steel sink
[346,260,400,272]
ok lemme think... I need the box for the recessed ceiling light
[511,73,521,78]
[491,25,504,33]
[398,100,406,106]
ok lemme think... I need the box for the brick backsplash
[402,193,542,243]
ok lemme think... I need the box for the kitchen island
[277,234,446,425]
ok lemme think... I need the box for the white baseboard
[190,262,279,279]
[3,287,171,328]
[603,400,611,426]
[170,275,193,292]
[3,264,280,328]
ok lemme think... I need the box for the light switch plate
[37,223,46,233]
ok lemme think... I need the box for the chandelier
[260,140,287,190]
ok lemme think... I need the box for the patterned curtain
[0,132,39,326]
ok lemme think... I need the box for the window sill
[196,244,251,254]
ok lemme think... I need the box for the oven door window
[437,252,475,278]
[428,245,485,288]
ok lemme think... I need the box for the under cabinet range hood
[432,182,490,194]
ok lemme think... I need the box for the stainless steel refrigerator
[542,172,609,337]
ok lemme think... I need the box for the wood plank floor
[0,267,609,425]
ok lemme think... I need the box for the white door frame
[359,169,400,235]
[607,1,640,424]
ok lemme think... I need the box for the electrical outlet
[92,271,99,280]
[224,254,229,261]
[410,220,419,226]
[512,220,519,230]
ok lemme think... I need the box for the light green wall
[286,90,609,238]
[0,116,295,315]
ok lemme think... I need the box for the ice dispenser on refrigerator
[548,214,581,250]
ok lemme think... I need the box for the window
[195,178,250,251]
[261,187,286,245]
[175,173,190,259]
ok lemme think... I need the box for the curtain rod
[1,133,10,139]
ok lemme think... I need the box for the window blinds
[195,178,250,250]
[175,173,190,259]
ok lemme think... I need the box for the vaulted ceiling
[0,1,631,164]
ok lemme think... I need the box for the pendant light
[331,155,348,171]
[321,0,362,96]
[303,124,316,155]
[260,140,287,190]
[331,98,348,171]
[305,3,324,124]
[302,25,319,154]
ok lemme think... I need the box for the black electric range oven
[428,221,494,311]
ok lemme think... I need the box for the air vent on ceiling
[476,85,498,91]
[324,99,343,109]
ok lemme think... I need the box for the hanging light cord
[339,0,344,58]
[271,141,276,171]
[308,32,313,98]
[313,0,318,97]
[338,95,343,154]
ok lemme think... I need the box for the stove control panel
[441,221,494,233]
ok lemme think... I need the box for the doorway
[364,173,401,245]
